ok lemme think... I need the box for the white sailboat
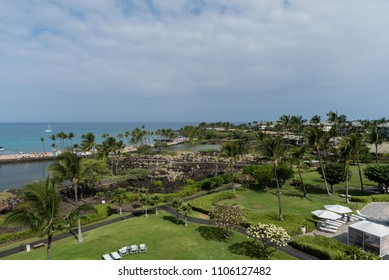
[44,124,52,133]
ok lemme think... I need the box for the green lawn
[189,165,375,235]
[2,211,296,260]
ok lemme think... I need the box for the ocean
[0,122,200,191]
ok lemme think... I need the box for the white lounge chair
[139,244,147,253]
[110,251,122,260]
[325,221,340,228]
[319,227,337,233]
[102,254,114,260]
[119,246,128,256]
[129,245,138,254]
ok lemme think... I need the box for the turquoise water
[0,122,197,154]
[0,122,199,191]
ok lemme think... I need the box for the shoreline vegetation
[0,137,188,164]
[2,114,389,260]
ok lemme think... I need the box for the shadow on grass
[197,226,227,242]
[162,215,185,225]
[228,241,268,259]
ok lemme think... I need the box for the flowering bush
[209,204,245,239]
[246,223,290,256]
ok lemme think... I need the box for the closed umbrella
[311,210,342,220]
[324,204,352,214]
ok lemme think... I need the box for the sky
[1,0,389,123]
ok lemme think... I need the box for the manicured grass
[2,211,296,260]
[189,165,376,235]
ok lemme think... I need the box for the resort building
[348,221,389,257]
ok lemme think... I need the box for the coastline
[0,138,187,164]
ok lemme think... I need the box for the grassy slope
[2,211,295,260]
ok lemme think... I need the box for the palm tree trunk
[345,171,350,204]
[317,148,331,196]
[375,144,379,164]
[274,162,283,221]
[297,163,307,198]
[47,234,53,260]
[73,183,83,243]
[356,155,364,192]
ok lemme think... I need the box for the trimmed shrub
[290,235,380,260]
[0,230,35,245]
[371,194,389,202]
[350,196,372,203]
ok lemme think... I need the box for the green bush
[81,204,112,224]
[152,180,163,188]
[290,236,380,260]
[350,196,372,203]
[0,230,35,245]
[371,194,389,202]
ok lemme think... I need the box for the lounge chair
[102,254,114,260]
[319,227,337,233]
[129,245,138,254]
[110,251,122,260]
[351,214,366,220]
[356,210,369,218]
[325,221,340,228]
[119,246,128,256]
[139,244,147,253]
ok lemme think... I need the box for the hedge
[350,196,372,203]
[290,235,380,260]
[371,194,389,202]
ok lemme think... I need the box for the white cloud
[1,0,389,121]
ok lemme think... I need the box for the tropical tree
[366,123,384,164]
[305,126,332,196]
[290,145,308,197]
[40,137,46,154]
[246,223,290,258]
[138,188,149,217]
[110,187,129,215]
[209,204,245,239]
[67,132,76,149]
[260,136,285,220]
[150,194,162,215]
[171,197,183,223]
[80,132,97,157]
[338,137,353,203]
[3,179,88,259]
[317,162,351,193]
[346,133,366,192]
[180,203,192,227]
[221,140,246,193]
[364,165,389,194]
[48,150,101,242]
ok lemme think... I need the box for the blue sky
[1,0,389,122]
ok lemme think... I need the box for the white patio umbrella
[311,210,342,220]
[324,204,352,214]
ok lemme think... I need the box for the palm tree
[290,145,308,198]
[181,203,192,227]
[81,132,97,157]
[40,137,46,153]
[110,187,129,215]
[306,126,332,196]
[338,137,353,203]
[260,136,285,221]
[347,133,366,192]
[67,132,76,149]
[3,179,84,259]
[220,140,246,193]
[150,194,162,215]
[48,150,99,242]
[366,123,384,164]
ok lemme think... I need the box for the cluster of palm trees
[4,149,109,259]
[251,112,388,221]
